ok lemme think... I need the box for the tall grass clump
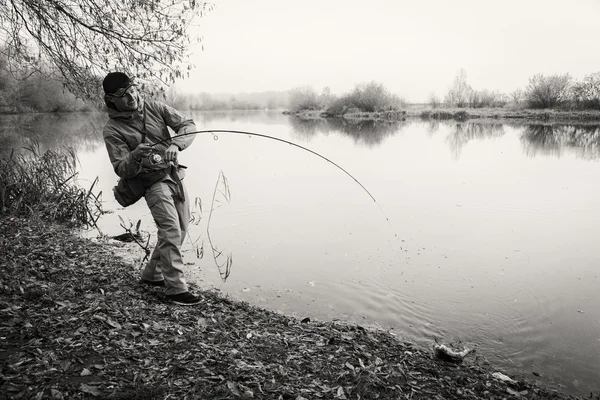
[0,142,103,227]
[326,82,405,115]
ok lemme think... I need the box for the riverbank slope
[0,217,593,399]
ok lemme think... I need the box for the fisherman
[102,71,200,306]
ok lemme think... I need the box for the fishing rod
[150,129,397,236]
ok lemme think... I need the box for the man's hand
[164,144,180,163]
[131,143,153,162]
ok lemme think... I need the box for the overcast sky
[176,0,600,102]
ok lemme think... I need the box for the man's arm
[103,129,145,179]
[158,102,197,151]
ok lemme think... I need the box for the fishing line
[150,129,398,237]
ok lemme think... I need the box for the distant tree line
[164,89,289,111]
[433,69,600,110]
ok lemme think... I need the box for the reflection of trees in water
[288,117,330,139]
[521,124,600,159]
[0,113,105,156]
[446,122,506,159]
[189,110,287,126]
[426,120,441,136]
[289,117,404,147]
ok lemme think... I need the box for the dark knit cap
[102,72,133,95]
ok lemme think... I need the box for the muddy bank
[284,107,600,125]
[0,217,595,399]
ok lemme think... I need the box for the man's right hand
[132,143,153,162]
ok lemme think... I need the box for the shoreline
[0,216,595,399]
[284,107,600,125]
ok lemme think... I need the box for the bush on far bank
[288,82,406,115]
[523,72,600,110]
[468,89,508,108]
[525,73,571,109]
[439,69,600,111]
[288,85,322,112]
[571,72,600,110]
[339,81,405,113]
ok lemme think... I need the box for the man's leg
[142,181,188,295]
[142,244,164,282]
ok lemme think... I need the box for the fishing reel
[148,151,164,165]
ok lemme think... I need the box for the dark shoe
[167,292,201,306]
[141,279,165,287]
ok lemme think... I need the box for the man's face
[109,86,139,111]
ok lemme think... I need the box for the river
[2,110,599,395]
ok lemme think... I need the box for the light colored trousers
[141,179,190,295]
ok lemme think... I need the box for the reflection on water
[289,116,405,147]
[521,124,600,159]
[3,112,600,163]
[194,109,286,126]
[0,112,105,155]
[287,117,600,161]
[446,122,505,158]
[425,120,442,135]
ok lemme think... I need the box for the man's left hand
[165,144,180,163]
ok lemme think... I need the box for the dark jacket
[103,98,197,180]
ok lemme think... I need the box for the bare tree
[319,86,335,109]
[444,69,471,108]
[510,88,524,104]
[0,0,211,99]
[467,89,480,108]
[428,92,440,108]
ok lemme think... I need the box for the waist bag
[113,169,168,207]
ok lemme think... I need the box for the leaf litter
[0,216,596,399]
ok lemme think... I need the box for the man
[102,71,200,306]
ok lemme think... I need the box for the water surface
[3,111,599,395]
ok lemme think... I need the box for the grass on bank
[0,141,103,228]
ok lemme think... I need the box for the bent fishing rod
[150,129,397,236]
